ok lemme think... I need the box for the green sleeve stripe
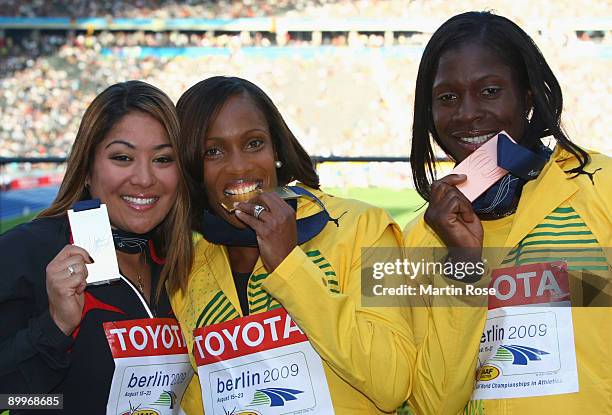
[248,294,269,306]
[534,222,586,229]
[506,246,603,256]
[523,230,593,239]
[552,207,575,213]
[247,288,267,299]
[568,265,609,271]
[199,291,223,319]
[324,271,337,276]
[196,291,225,328]
[215,307,239,324]
[250,303,269,313]
[250,273,269,282]
[520,239,598,246]
[330,289,341,294]
[208,301,234,326]
[463,400,484,415]
[312,257,326,264]
[318,263,332,269]
[306,250,321,257]
[544,214,581,220]
[508,256,607,265]
[327,279,339,286]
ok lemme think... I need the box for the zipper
[119,274,154,318]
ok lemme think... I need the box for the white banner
[193,307,335,415]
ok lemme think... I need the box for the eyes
[109,153,174,164]
[204,138,266,159]
[436,93,457,102]
[482,86,502,97]
[434,86,502,103]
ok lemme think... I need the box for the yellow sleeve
[403,218,488,415]
[262,223,416,412]
[406,301,486,414]
[180,376,205,415]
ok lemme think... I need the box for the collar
[200,186,333,247]
[471,134,551,218]
[504,149,579,248]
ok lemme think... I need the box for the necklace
[135,272,145,295]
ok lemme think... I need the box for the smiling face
[88,111,179,234]
[431,43,530,162]
[203,93,277,228]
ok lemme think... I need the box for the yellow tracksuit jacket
[170,186,485,414]
[403,148,612,415]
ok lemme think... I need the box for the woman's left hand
[234,192,297,272]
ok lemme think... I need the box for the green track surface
[0,212,39,235]
[325,187,425,228]
[0,188,425,234]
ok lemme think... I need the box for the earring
[275,160,283,168]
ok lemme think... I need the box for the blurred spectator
[0,4,609,186]
[0,0,609,20]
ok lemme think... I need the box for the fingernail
[233,202,240,208]
[235,209,242,215]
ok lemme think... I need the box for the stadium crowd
[1,0,609,20]
[1,31,609,158]
[0,1,610,188]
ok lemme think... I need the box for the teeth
[122,196,157,205]
[225,183,260,195]
[459,133,496,144]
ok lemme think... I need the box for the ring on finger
[67,264,76,276]
[253,204,266,220]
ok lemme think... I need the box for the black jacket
[0,216,173,414]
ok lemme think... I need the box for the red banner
[193,308,308,366]
[103,318,188,358]
[489,261,570,310]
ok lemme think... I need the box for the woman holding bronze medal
[0,81,194,413]
[404,11,611,415]
[170,76,489,415]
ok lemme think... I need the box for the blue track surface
[0,186,59,220]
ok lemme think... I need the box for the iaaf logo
[223,409,262,415]
[120,390,177,415]
[491,344,550,366]
[478,344,550,382]
[249,387,304,407]
[120,410,159,415]
[119,401,160,415]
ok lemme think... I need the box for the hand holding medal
[425,173,484,251]
[234,191,297,273]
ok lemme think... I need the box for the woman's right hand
[424,174,484,250]
[46,245,93,335]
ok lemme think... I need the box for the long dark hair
[176,76,320,224]
[411,11,591,201]
[39,80,193,298]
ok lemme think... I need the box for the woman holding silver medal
[404,11,611,415]
[168,76,487,415]
[0,81,194,414]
